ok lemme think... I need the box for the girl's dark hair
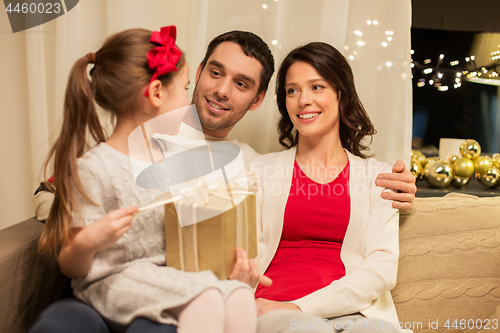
[39,28,185,257]
[276,42,375,158]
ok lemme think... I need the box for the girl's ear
[147,80,163,108]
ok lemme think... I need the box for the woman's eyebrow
[285,78,325,87]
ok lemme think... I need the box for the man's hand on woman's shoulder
[376,160,416,210]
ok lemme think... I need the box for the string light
[382,42,387,47]
[373,20,378,25]
[263,4,267,9]
[412,51,499,91]
[272,40,278,45]
[355,30,363,36]
[367,20,371,25]
[357,41,365,46]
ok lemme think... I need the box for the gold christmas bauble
[452,175,471,188]
[411,150,427,167]
[448,154,459,165]
[476,165,500,188]
[460,139,481,159]
[493,153,500,169]
[474,156,492,176]
[424,160,453,188]
[410,158,423,179]
[424,157,441,170]
[453,157,475,177]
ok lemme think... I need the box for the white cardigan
[249,147,400,325]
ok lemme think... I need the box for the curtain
[0,0,412,230]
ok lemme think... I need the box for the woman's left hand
[255,298,301,316]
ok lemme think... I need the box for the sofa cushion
[0,217,70,333]
[393,194,500,333]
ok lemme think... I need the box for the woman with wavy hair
[251,42,401,332]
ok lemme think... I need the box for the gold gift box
[165,194,257,280]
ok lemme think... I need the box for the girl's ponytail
[38,55,105,258]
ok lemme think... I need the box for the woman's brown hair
[276,42,375,158]
[38,28,185,257]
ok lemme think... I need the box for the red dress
[255,160,350,301]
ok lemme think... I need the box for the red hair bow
[145,25,182,96]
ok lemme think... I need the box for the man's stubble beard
[192,85,250,132]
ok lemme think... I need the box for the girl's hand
[229,248,272,288]
[256,298,301,317]
[58,206,138,278]
[73,206,139,253]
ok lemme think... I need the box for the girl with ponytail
[35,27,257,333]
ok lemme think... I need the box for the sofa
[1,194,499,333]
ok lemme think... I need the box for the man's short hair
[200,30,275,94]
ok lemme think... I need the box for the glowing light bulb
[344,46,349,50]
[471,55,475,60]
[373,20,378,25]
[386,62,392,67]
[465,57,470,62]
[382,42,387,47]
[263,4,267,9]
[437,73,443,79]
[410,50,414,55]
[423,68,433,74]
[367,20,371,25]
[355,30,363,36]
[456,72,461,77]
[387,37,392,41]
[349,55,354,60]
[357,41,365,46]
[272,40,278,45]
[439,54,444,59]
[424,59,431,64]
[429,80,434,85]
